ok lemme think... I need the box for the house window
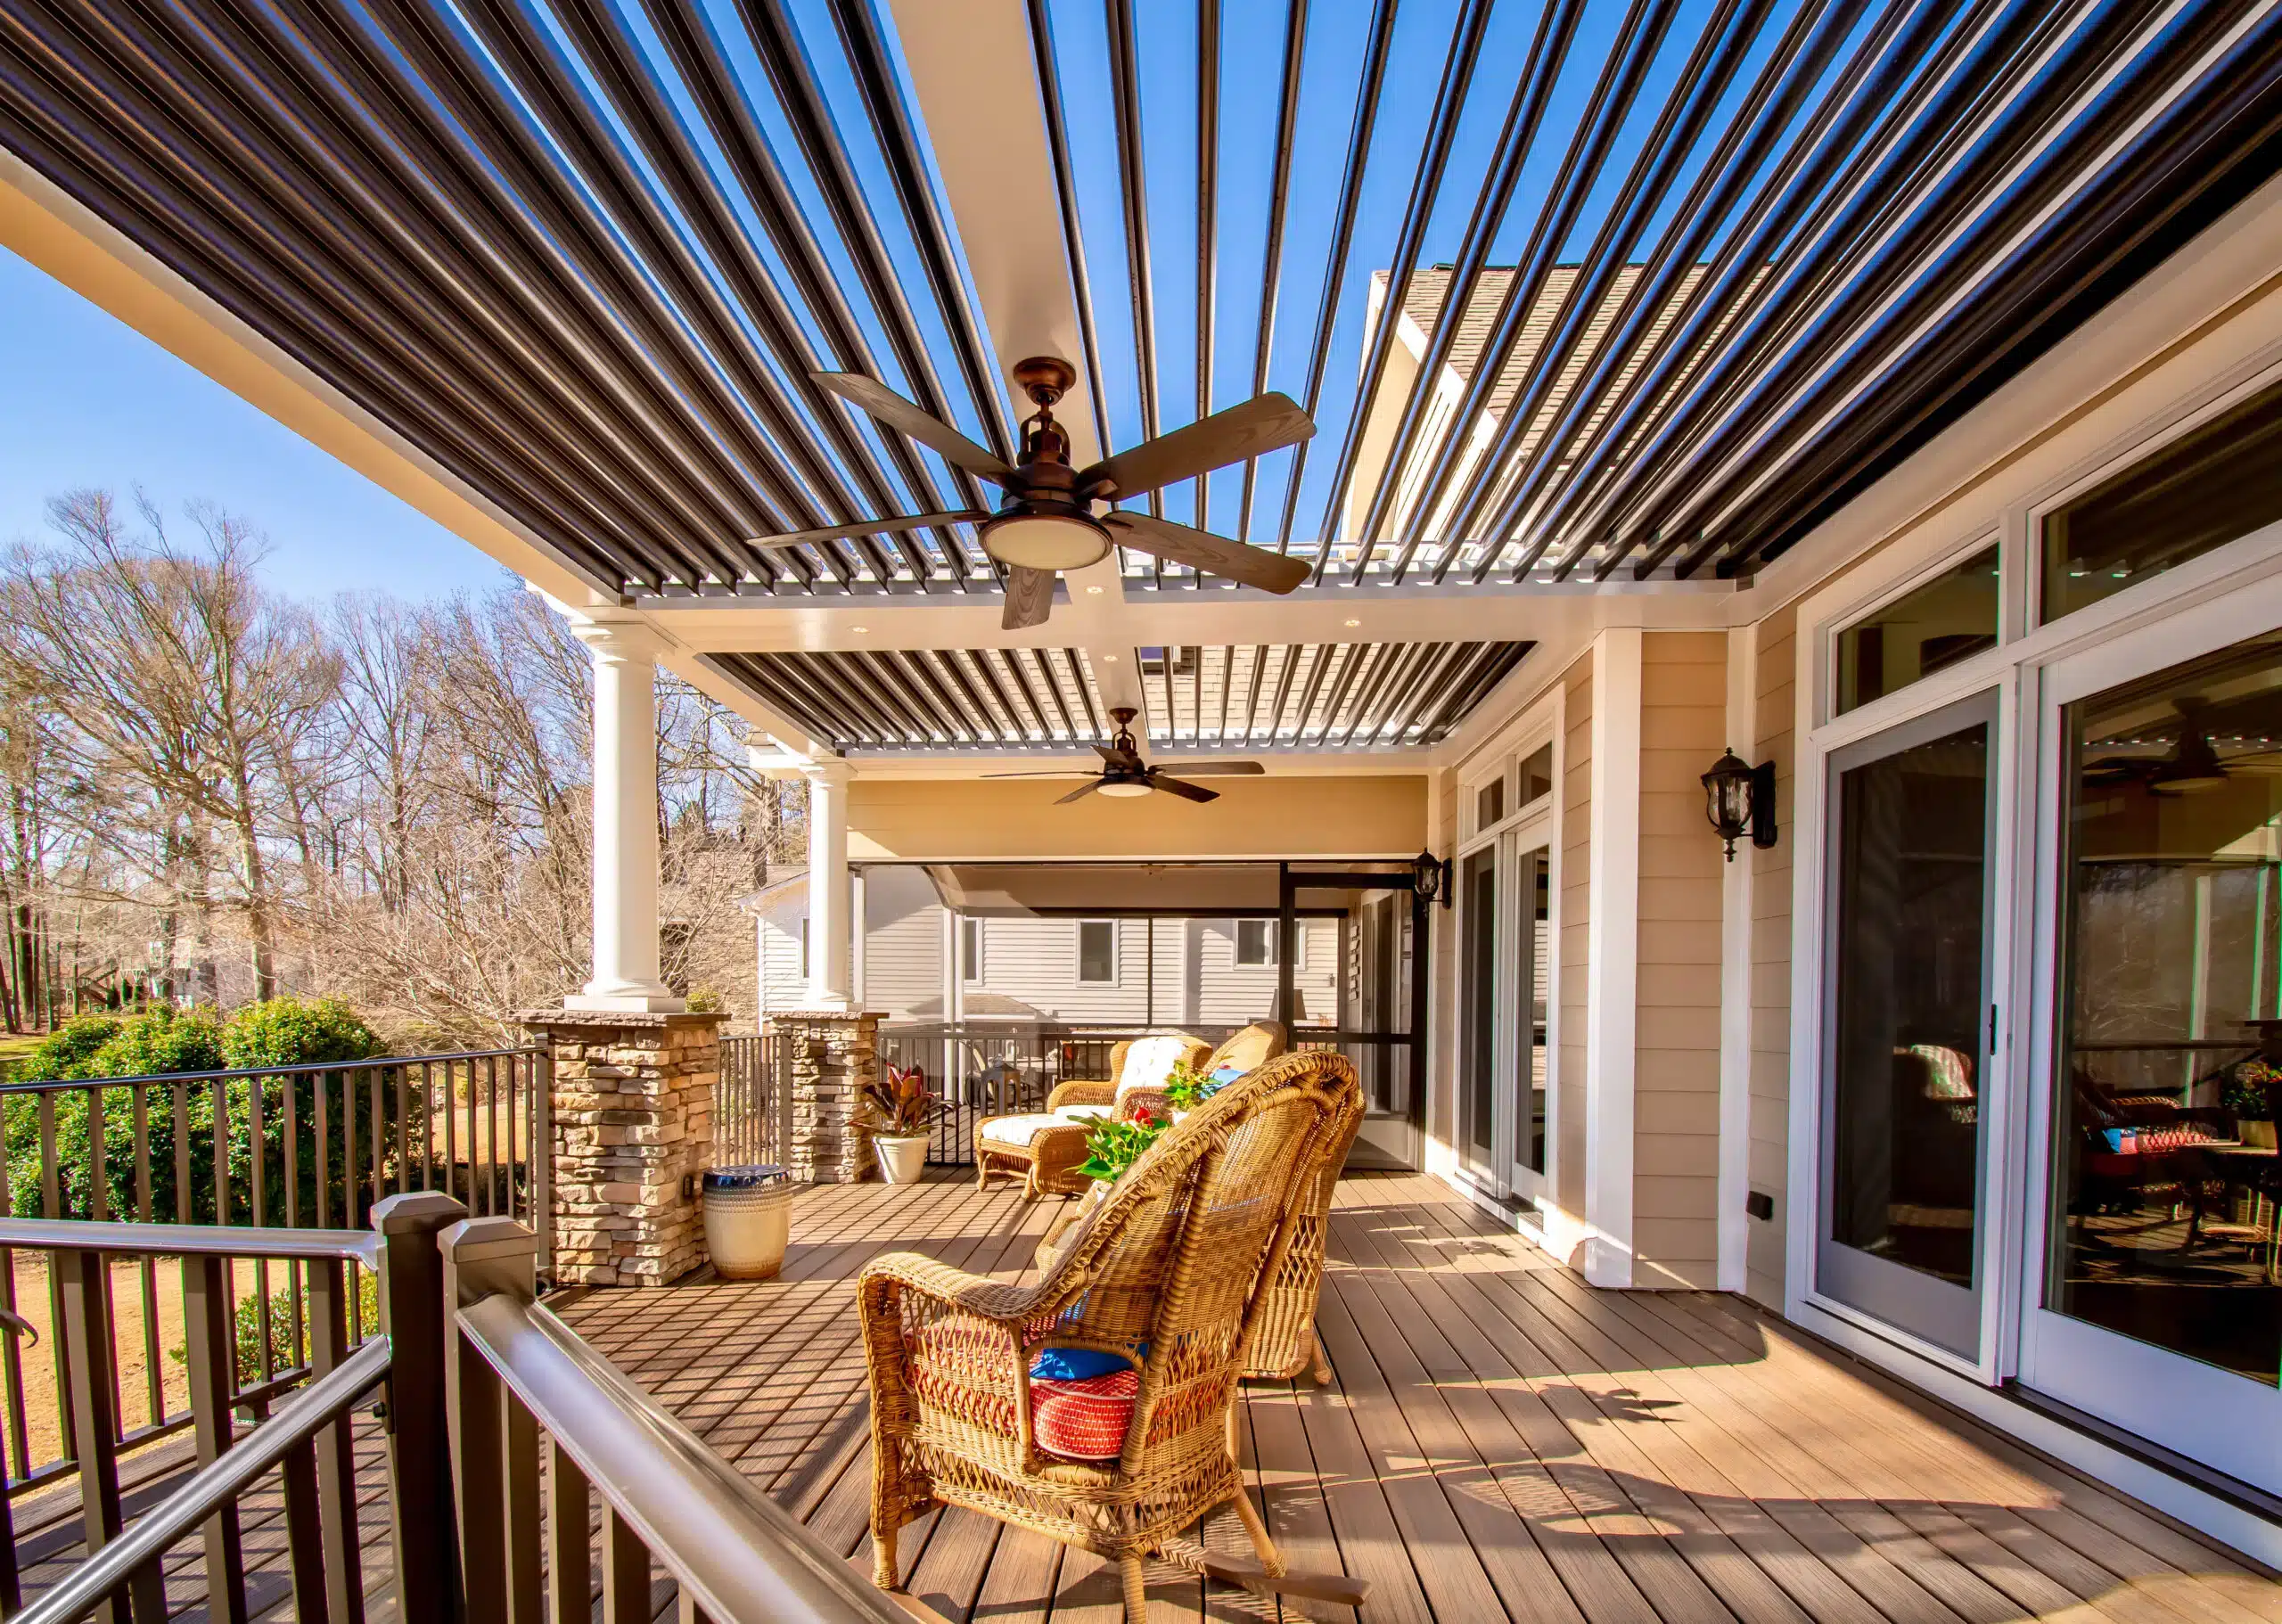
[1234,919,1303,970]
[1835,543,2000,713]
[1076,919,1116,982]
[1475,778,1506,829]
[1518,742,1554,807]
[960,917,984,982]
[2043,376,2282,623]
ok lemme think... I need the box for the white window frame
[1074,918,1118,984]
[1450,683,1565,1210]
[1788,342,2282,1395]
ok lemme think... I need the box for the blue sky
[0,245,513,603]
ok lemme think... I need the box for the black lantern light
[1411,849,1451,908]
[1702,749,1777,862]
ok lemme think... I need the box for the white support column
[802,759,853,1007]
[568,621,682,1013]
[1584,628,1642,1288]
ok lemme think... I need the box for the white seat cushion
[980,1112,1079,1148]
[1114,1034,1193,1103]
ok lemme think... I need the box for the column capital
[570,618,670,662]
[800,757,852,789]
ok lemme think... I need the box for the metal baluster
[602,1507,647,1623]
[316,1066,332,1229]
[133,1086,160,1430]
[60,1246,164,1624]
[547,1438,589,1624]
[211,1079,230,1228]
[183,1253,250,1624]
[398,1063,412,1194]
[308,1259,365,1624]
[420,1062,435,1192]
[250,1078,273,1382]
[486,1055,501,1218]
[40,1093,75,1466]
[444,1062,458,1207]
[343,1072,357,1236]
[370,1064,385,1211]
[278,1383,332,1624]
[286,1070,306,1394]
[0,1157,22,1612]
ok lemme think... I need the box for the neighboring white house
[744,864,1342,1027]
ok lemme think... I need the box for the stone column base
[523,1009,721,1286]
[775,1011,883,1184]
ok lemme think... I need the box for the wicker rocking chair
[858,1050,1367,1622]
[1244,1075,1363,1383]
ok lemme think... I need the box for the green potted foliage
[1073,1103,1170,1185]
[862,1062,941,1183]
[2222,1062,2278,1151]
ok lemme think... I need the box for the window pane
[2052,631,2282,1387]
[1476,779,1506,829]
[1078,921,1114,982]
[1518,744,1554,807]
[1515,849,1550,1174]
[1835,545,1999,714]
[1829,718,1990,1292]
[1235,919,1273,965]
[961,917,982,982]
[1459,850,1497,1166]
[2044,379,2282,623]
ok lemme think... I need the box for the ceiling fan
[744,357,1315,628]
[2082,696,2282,796]
[982,707,1265,803]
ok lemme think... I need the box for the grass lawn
[0,1034,41,1081]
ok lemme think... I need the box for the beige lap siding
[1745,603,1798,1310]
[1629,631,1729,1290]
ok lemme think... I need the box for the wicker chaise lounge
[858,1050,1367,1623]
[972,1032,1209,1200]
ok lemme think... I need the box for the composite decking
[556,1169,2282,1624]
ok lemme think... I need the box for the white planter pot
[874,1135,930,1184]
[702,1168,796,1281]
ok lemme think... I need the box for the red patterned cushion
[1030,1366,1138,1461]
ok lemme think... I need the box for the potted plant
[1073,1105,1170,1184]
[2222,1062,2279,1151]
[862,1063,940,1183]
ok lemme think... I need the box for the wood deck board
[44,1168,2254,1622]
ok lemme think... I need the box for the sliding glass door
[1820,691,1999,1358]
[1456,818,1554,1204]
[2025,627,2282,1493]
[1458,849,1498,1183]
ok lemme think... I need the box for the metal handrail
[0,1217,385,1268]
[0,1046,542,1095]
[456,1293,906,1623]
[12,1336,393,1624]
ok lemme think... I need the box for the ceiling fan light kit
[760,356,1318,628]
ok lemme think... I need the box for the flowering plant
[1163,1061,1232,1111]
[861,1062,942,1136]
[2222,1059,2281,1120]
[1073,1105,1169,1184]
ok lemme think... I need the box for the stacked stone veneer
[777,1011,882,1184]
[523,1010,720,1286]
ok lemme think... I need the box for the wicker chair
[1244,1076,1363,1383]
[973,1034,1211,1200]
[860,1050,1367,1622]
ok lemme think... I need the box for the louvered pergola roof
[3,0,2278,757]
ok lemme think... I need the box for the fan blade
[1093,741,1144,771]
[980,769,1098,778]
[1152,761,1265,776]
[1002,565,1055,629]
[1055,780,1104,805]
[1077,393,1314,499]
[1102,513,1309,594]
[812,372,1016,481]
[1149,775,1219,804]
[744,510,990,549]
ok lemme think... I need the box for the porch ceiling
[4,0,2280,638]
[707,638,1527,755]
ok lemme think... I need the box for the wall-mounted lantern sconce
[1411,849,1452,908]
[1702,749,1777,862]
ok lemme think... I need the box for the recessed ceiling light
[850,626,868,634]
[1086,585,1104,595]
[1103,653,1118,662]
[1343,618,1361,627]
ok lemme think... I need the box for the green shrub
[4,998,387,1226]
[170,1268,384,1384]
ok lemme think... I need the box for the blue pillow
[1209,1066,1245,1086]
[1030,1345,1142,1382]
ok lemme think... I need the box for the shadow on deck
[556,1169,2282,1623]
